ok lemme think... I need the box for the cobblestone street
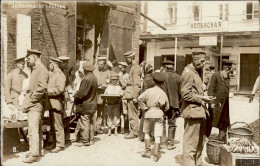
[2,95,259,166]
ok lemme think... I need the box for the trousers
[127,100,139,136]
[28,111,43,157]
[49,109,65,148]
[183,118,206,166]
[105,104,120,129]
[77,114,94,143]
[95,104,104,131]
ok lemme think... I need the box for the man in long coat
[207,59,233,142]
[161,60,181,150]
[47,57,66,153]
[21,49,49,163]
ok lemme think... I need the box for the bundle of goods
[227,138,258,154]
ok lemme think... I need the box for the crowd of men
[4,48,243,165]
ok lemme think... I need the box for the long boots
[141,139,151,158]
[153,143,160,162]
[167,127,176,150]
[160,122,167,149]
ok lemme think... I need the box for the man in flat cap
[207,59,233,142]
[118,62,129,134]
[138,72,169,162]
[123,51,142,139]
[3,56,28,153]
[47,57,66,153]
[181,51,214,166]
[21,49,49,163]
[93,56,111,134]
[160,60,181,150]
[74,62,98,146]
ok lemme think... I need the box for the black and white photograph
[1,1,259,166]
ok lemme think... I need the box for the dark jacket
[163,71,181,109]
[207,72,230,129]
[74,72,98,115]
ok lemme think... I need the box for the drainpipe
[220,35,223,69]
[174,37,177,71]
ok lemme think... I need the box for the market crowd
[4,49,258,165]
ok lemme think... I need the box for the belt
[11,88,21,95]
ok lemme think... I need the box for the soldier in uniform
[160,60,181,150]
[3,57,28,154]
[47,57,66,153]
[123,51,141,139]
[181,52,214,166]
[93,57,111,134]
[21,49,49,163]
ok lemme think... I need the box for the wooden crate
[220,145,260,166]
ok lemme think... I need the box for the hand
[249,94,254,103]
[202,96,216,103]
[133,98,138,103]
[210,103,216,109]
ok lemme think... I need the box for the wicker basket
[227,122,253,141]
[206,139,224,164]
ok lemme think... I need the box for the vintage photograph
[1,1,259,166]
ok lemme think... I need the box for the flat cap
[110,73,119,80]
[82,61,95,71]
[14,57,26,63]
[58,56,70,61]
[107,60,113,68]
[222,59,233,66]
[97,56,107,61]
[50,57,63,64]
[118,62,128,67]
[152,72,165,83]
[27,49,41,56]
[123,51,135,58]
[162,60,175,66]
[192,51,206,56]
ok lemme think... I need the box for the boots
[141,139,151,158]
[153,143,160,162]
[108,128,111,136]
[114,127,118,136]
[167,127,176,150]
[121,127,124,134]
[160,123,167,149]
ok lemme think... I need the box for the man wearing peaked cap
[74,61,98,146]
[21,48,48,163]
[138,71,169,162]
[123,50,142,139]
[4,56,28,155]
[118,62,128,67]
[207,59,233,143]
[160,59,181,150]
[47,57,66,153]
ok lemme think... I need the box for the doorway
[240,54,259,91]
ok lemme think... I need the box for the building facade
[140,1,259,92]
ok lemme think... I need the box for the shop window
[219,4,229,21]
[166,2,177,24]
[192,5,201,21]
[246,2,259,19]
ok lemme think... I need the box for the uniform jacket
[74,72,98,115]
[124,63,141,99]
[5,68,28,106]
[93,68,110,104]
[180,64,206,119]
[163,71,181,109]
[21,63,49,112]
[207,72,230,128]
[47,68,66,111]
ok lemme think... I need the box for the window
[246,2,259,19]
[219,4,229,21]
[166,2,177,24]
[192,5,201,21]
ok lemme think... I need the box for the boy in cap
[74,62,98,146]
[118,62,129,134]
[123,51,141,139]
[104,74,123,136]
[47,57,66,153]
[21,49,49,163]
[138,72,169,162]
[207,59,233,142]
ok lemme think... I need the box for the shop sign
[190,21,222,33]
[199,36,217,46]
